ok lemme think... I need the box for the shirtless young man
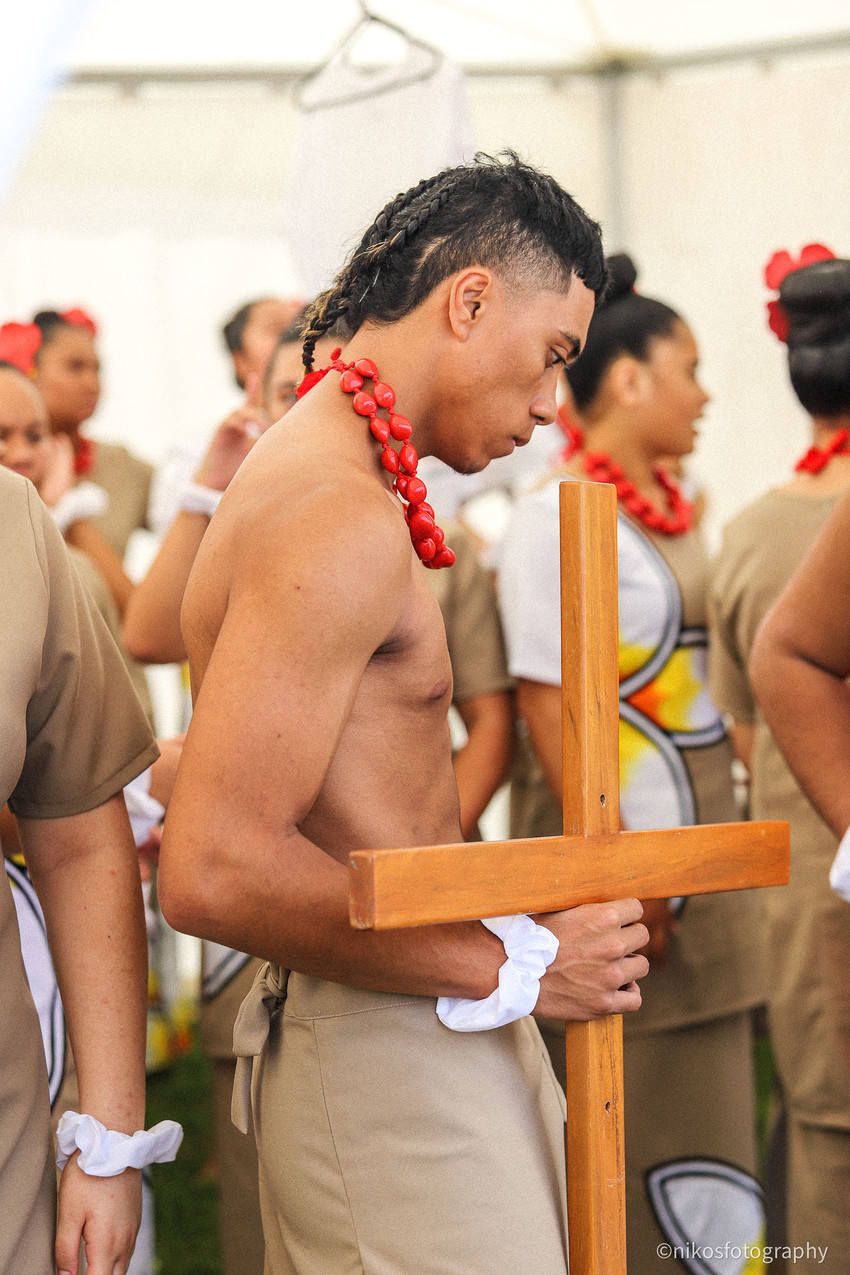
[159,154,650,1274]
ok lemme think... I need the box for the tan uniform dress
[427,519,512,707]
[86,440,154,558]
[0,469,157,1274]
[710,489,850,1271]
[70,440,155,720]
[500,478,765,1275]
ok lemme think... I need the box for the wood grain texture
[560,480,627,1273]
[560,481,621,837]
[348,821,788,929]
[565,1015,626,1274]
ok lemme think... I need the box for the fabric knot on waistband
[231,962,289,1134]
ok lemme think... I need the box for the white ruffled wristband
[124,767,166,849]
[49,481,109,535]
[56,1112,183,1176]
[178,480,223,518]
[830,824,850,902]
[436,914,559,1032]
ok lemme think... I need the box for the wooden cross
[348,480,789,1274]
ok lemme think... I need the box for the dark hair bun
[778,258,850,414]
[604,253,638,305]
[32,310,64,331]
[780,259,850,347]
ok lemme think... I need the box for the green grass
[145,1030,223,1274]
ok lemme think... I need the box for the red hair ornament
[0,322,42,374]
[297,350,454,568]
[764,243,835,343]
[61,308,98,337]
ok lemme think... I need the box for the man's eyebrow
[559,330,583,361]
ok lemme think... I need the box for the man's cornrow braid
[301,290,351,370]
[355,181,456,302]
[302,170,457,368]
[360,170,452,253]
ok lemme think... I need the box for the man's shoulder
[205,456,415,630]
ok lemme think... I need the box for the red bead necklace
[297,350,455,569]
[582,451,694,536]
[795,429,850,474]
[73,435,96,476]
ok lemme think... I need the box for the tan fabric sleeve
[429,522,511,703]
[708,541,757,725]
[90,441,155,557]
[9,484,158,818]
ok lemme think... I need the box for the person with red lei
[711,246,850,1272]
[500,252,765,1274]
[0,312,155,725]
[156,154,653,1275]
[29,309,154,566]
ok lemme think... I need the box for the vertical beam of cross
[560,480,627,1274]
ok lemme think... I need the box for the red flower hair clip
[61,307,98,337]
[764,243,835,342]
[0,322,42,374]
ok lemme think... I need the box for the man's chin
[450,460,483,476]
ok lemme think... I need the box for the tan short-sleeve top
[0,467,156,1269]
[427,520,511,703]
[87,439,154,558]
[1,468,157,817]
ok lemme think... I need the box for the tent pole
[600,62,627,251]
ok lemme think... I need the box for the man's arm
[19,795,147,1275]
[159,488,648,1019]
[750,487,850,839]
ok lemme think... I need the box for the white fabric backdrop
[0,47,848,549]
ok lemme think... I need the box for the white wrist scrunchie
[49,481,109,534]
[179,480,223,518]
[436,914,559,1032]
[124,767,166,849]
[56,1112,183,1176]
[830,824,850,902]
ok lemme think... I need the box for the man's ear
[447,268,494,342]
[608,354,651,408]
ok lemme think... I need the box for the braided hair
[565,253,681,410]
[780,259,850,416]
[301,152,607,370]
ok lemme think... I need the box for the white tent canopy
[61,0,850,72]
[3,0,850,555]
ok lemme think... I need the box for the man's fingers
[622,921,650,955]
[608,896,644,926]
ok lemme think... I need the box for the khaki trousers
[249,970,569,1275]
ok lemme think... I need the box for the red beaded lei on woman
[795,428,850,475]
[582,451,693,536]
[298,350,455,568]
